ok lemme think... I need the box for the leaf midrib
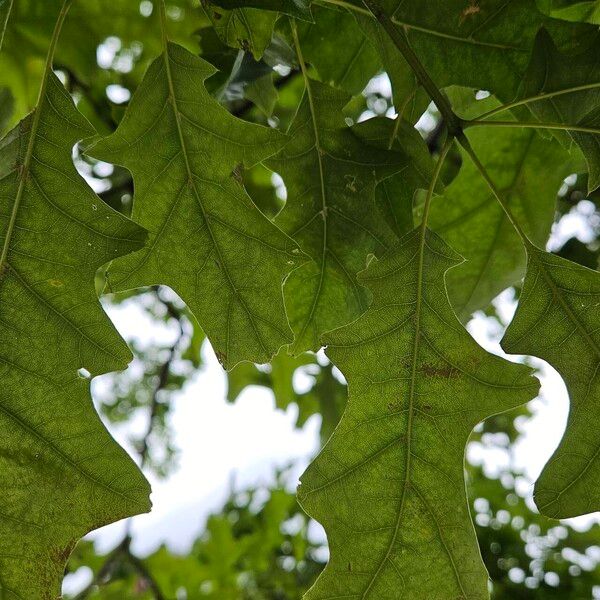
[290,26,329,347]
[159,43,269,359]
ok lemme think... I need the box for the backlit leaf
[266,78,413,353]
[502,246,600,518]
[0,8,150,595]
[299,227,539,599]
[91,42,303,369]
[519,29,600,191]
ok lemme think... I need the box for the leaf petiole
[465,119,600,136]
[471,82,600,122]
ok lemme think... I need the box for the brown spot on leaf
[231,163,244,185]
[419,363,460,378]
[460,0,480,24]
[48,279,63,287]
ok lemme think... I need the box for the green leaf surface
[212,0,313,20]
[538,0,600,23]
[298,5,381,95]
[266,78,412,353]
[0,15,150,598]
[299,227,539,600]
[92,42,303,369]
[502,246,600,518]
[519,29,600,191]
[355,0,599,100]
[205,2,278,59]
[430,123,573,320]
[354,116,435,238]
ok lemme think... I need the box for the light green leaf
[430,120,574,320]
[91,43,303,369]
[266,78,412,353]
[518,29,600,191]
[502,246,600,518]
[204,2,278,59]
[299,227,539,600]
[538,0,600,23]
[0,12,150,597]
[212,0,313,21]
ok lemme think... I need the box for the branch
[359,0,461,134]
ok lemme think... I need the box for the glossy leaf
[299,228,539,599]
[91,43,303,369]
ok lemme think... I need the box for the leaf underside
[503,246,600,518]
[299,228,539,600]
[91,42,304,369]
[0,71,150,597]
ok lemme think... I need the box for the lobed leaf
[266,78,414,353]
[430,123,574,320]
[357,0,599,100]
[299,227,539,600]
[502,246,600,518]
[0,44,150,600]
[519,29,600,191]
[91,43,304,369]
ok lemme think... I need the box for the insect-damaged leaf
[299,228,539,600]
[0,34,150,600]
[266,78,416,354]
[91,43,304,369]
[502,246,600,518]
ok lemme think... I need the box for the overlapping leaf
[430,119,574,320]
[0,28,150,600]
[91,42,303,369]
[297,5,381,95]
[299,228,539,599]
[204,2,278,59]
[357,0,599,100]
[266,78,415,353]
[502,246,600,518]
[519,29,600,191]
[212,0,313,20]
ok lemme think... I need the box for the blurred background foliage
[2,0,600,598]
